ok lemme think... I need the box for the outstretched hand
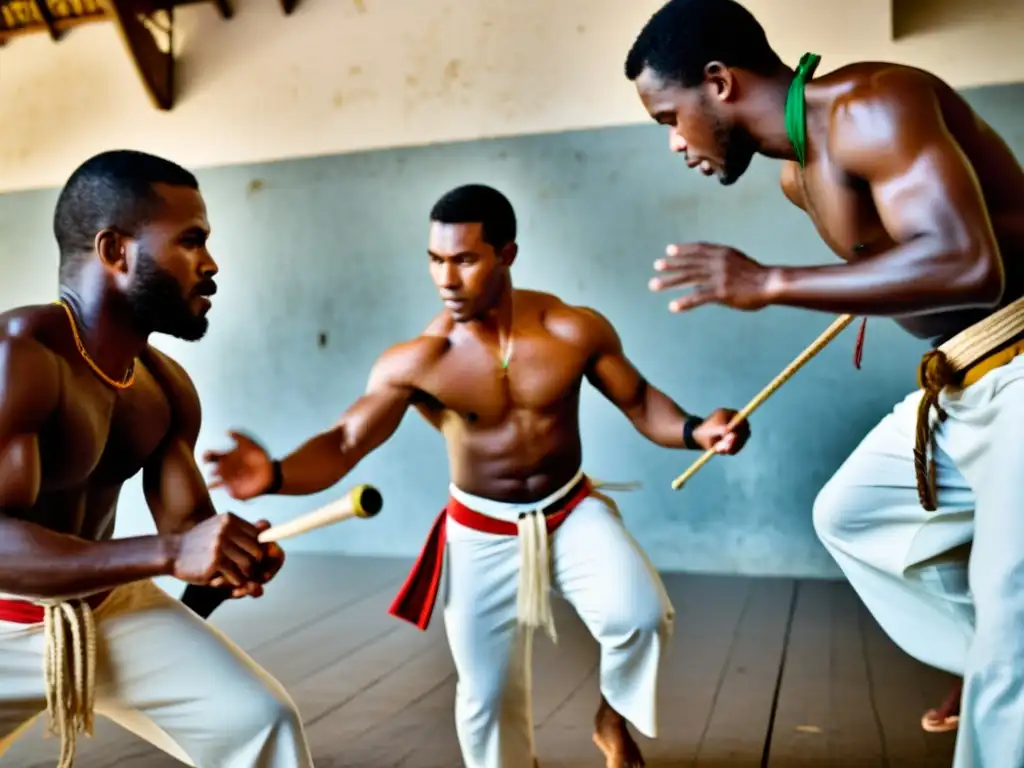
[649,242,774,313]
[204,430,274,501]
[693,408,751,455]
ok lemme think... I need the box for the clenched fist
[693,408,751,455]
[170,513,285,600]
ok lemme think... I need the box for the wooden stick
[258,484,383,543]
[671,314,857,491]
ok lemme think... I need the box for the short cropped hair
[429,184,517,250]
[54,149,199,274]
[624,0,783,88]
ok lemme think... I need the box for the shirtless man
[623,1,1024,765]
[204,183,751,768]
[0,149,314,768]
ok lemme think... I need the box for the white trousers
[442,472,675,768]
[0,579,314,767]
[813,353,1024,768]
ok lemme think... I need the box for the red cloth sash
[388,475,592,631]
[0,590,111,624]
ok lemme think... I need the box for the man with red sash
[0,150,313,768]
[205,183,751,768]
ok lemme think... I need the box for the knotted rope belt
[915,294,1024,510]
[0,592,107,767]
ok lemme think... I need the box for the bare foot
[592,697,645,768]
[922,679,962,733]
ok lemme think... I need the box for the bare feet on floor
[592,697,645,768]
[922,679,962,733]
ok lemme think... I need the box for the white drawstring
[514,477,639,644]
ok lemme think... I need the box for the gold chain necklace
[54,300,136,389]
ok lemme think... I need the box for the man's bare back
[627,13,1020,337]
[778,62,1024,344]
[625,4,1024,762]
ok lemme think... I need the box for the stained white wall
[1,0,1023,194]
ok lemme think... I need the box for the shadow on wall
[1,84,1021,579]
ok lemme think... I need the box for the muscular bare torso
[0,304,190,541]
[399,290,603,502]
[781,62,1024,345]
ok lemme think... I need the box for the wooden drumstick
[258,483,383,543]
[671,314,857,491]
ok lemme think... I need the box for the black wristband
[264,459,284,495]
[682,414,704,450]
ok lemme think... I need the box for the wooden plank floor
[4,555,958,767]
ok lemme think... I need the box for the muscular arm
[766,72,1005,315]
[142,353,216,535]
[271,346,420,496]
[581,308,691,448]
[0,339,173,600]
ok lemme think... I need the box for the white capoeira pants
[441,470,675,768]
[0,579,314,767]
[812,353,1024,768]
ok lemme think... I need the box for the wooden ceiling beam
[106,0,175,110]
[0,0,307,110]
[1,0,300,108]
[30,0,60,40]
[0,1,107,43]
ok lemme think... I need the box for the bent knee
[229,680,303,742]
[596,592,672,645]
[812,470,863,545]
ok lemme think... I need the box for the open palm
[204,431,274,501]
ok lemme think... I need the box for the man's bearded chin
[125,253,209,342]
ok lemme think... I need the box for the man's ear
[94,228,130,275]
[703,61,736,103]
[498,242,518,267]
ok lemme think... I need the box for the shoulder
[0,305,67,430]
[140,346,199,402]
[139,346,201,435]
[824,63,948,173]
[0,302,71,348]
[368,331,450,390]
[529,291,620,352]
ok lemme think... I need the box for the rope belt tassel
[513,479,637,644]
[915,351,954,511]
[914,294,1024,511]
[42,600,98,768]
[516,510,556,643]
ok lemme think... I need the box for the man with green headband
[623,0,1024,765]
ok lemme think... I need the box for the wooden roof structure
[0,0,300,110]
